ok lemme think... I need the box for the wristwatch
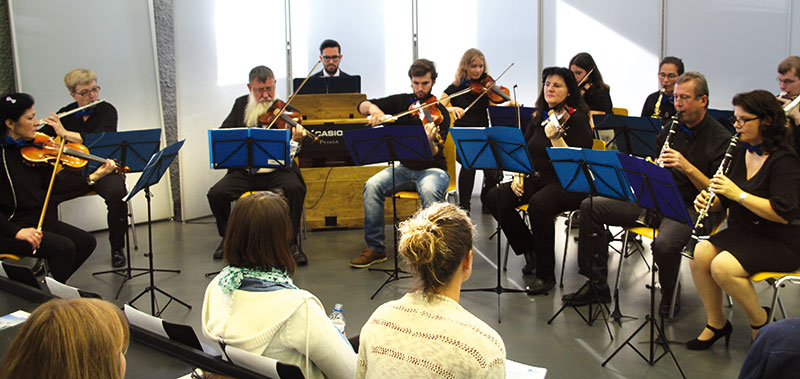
[737,192,748,205]
[86,176,96,186]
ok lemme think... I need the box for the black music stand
[87,129,162,299]
[601,153,689,378]
[342,125,433,300]
[451,127,533,322]
[708,108,736,134]
[204,128,292,278]
[125,140,191,317]
[544,147,635,339]
[593,114,661,157]
[487,105,536,133]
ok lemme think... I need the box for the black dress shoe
[111,249,126,268]
[293,245,308,266]
[525,276,556,295]
[212,240,224,260]
[562,281,611,305]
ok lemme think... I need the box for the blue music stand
[602,153,688,377]
[82,129,162,172]
[208,128,291,171]
[342,125,433,299]
[126,140,192,317]
[450,127,533,322]
[544,147,635,337]
[87,129,162,297]
[593,114,662,157]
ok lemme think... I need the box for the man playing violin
[313,39,350,77]
[641,56,684,119]
[350,58,450,268]
[1,92,117,283]
[563,72,730,317]
[776,56,800,153]
[38,69,128,268]
[207,65,309,265]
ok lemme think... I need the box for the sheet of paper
[123,304,167,338]
[506,359,547,379]
[45,277,81,299]
[0,310,30,330]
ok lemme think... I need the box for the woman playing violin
[485,67,593,293]
[441,48,515,214]
[569,52,613,117]
[0,93,117,283]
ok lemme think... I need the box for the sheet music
[123,304,167,338]
[45,277,81,299]
[225,345,280,378]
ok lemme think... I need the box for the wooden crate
[302,166,419,229]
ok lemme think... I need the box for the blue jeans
[363,164,449,251]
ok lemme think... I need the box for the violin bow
[513,84,521,130]
[378,87,472,125]
[577,67,595,88]
[264,60,322,130]
[32,138,68,255]
[463,62,514,113]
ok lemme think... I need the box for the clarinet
[682,133,740,259]
[657,112,682,167]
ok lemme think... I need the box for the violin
[21,133,129,173]
[257,99,319,141]
[541,105,575,139]
[409,96,445,145]
[469,75,512,104]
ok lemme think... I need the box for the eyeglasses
[728,115,760,126]
[74,86,101,97]
[251,87,273,94]
[658,73,678,79]
[321,55,341,61]
[777,77,797,86]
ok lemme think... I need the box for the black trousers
[0,218,96,283]
[56,170,127,252]
[576,196,714,299]
[457,166,502,210]
[207,168,306,243]
[485,176,586,280]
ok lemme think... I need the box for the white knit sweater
[356,292,506,378]
[201,276,356,379]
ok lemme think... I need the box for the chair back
[591,138,606,151]
[443,132,457,192]
[612,107,629,116]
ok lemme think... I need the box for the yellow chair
[612,108,629,116]
[394,132,458,204]
[749,271,800,323]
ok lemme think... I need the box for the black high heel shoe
[686,321,732,350]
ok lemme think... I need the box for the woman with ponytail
[356,202,506,378]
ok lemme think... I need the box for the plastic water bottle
[329,303,345,333]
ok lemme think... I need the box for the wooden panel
[302,166,419,230]
[293,93,367,121]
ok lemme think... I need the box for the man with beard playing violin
[207,65,309,265]
[349,58,451,268]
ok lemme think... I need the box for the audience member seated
[739,318,800,379]
[0,298,129,379]
[689,90,800,350]
[356,202,506,378]
[202,191,355,379]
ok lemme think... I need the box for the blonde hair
[0,298,129,379]
[453,48,488,85]
[64,69,98,93]
[398,202,475,293]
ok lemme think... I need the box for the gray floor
[64,196,798,379]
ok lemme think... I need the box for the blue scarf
[217,266,296,294]
[1,136,28,148]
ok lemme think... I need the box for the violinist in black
[1,93,117,283]
[484,67,593,295]
[442,48,516,214]
[569,52,613,116]
[206,65,309,264]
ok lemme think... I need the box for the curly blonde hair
[398,202,475,294]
